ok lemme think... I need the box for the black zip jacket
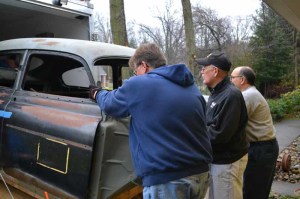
[206,77,248,164]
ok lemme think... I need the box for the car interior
[0,51,133,99]
[0,53,21,88]
[22,53,91,98]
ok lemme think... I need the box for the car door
[1,50,101,198]
[89,60,137,199]
[0,51,24,165]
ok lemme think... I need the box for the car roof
[0,38,136,65]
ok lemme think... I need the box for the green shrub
[268,99,286,121]
[268,86,300,121]
[281,86,300,117]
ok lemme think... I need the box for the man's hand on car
[89,85,102,101]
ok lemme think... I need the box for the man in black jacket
[196,52,248,199]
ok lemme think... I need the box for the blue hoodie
[96,64,212,186]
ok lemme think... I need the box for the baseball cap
[196,52,232,72]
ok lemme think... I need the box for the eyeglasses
[200,65,215,72]
[230,75,243,80]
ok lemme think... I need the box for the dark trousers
[243,138,279,199]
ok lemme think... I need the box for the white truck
[0,0,94,41]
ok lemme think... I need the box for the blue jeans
[243,139,279,199]
[143,172,209,199]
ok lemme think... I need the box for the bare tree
[110,0,128,46]
[294,28,299,87]
[231,16,252,43]
[93,13,112,43]
[137,0,185,64]
[93,0,255,72]
[126,21,139,48]
[138,25,165,47]
[181,0,197,74]
[192,4,256,69]
[227,16,254,66]
[193,5,232,53]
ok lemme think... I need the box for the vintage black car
[0,38,139,199]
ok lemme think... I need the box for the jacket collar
[208,76,230,94]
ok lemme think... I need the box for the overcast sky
[91,0,261,24]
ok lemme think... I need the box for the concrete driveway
[274,119,300,152]
[271,118,300,197]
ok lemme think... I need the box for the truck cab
[0,38,141,199]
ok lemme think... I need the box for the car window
[122,66,134,81]
[22,53,91,98]
[62,67,90,87]
[92,65,113,90]
[93,58,133,89]
[0,51,23,88]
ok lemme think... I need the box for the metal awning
[263,0,300,31]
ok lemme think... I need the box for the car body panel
[0,38,137,199]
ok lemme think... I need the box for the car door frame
[1,49,102,198]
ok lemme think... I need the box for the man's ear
[241,76,246,85]
[214,67,218,77]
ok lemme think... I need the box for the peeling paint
[43,42,59,46]
[33,39,60,46]
[0,92,9,97]
[22,106,98,127]
[6,124,93,151]
[30,98,82,110]
[33,39,47,42]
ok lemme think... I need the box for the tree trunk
[181,0,196,75]
[110,0,128,46]
[294,28,299,88]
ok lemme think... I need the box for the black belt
[250,138,277,145]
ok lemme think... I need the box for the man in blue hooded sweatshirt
[89,43,212,199]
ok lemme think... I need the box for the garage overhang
[263,0,300,31]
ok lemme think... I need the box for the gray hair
[129,43,167,69]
